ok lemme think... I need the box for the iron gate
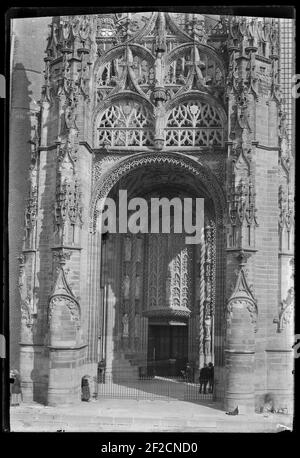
[95,373,213,401]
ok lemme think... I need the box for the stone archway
[86,151,227,401]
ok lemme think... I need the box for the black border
[1,2,299,455]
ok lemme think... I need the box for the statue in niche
[122,313,129,337]
[154,51,165,87]
[123,275,130,299]
[124,237,131,261]
[135,276,141,299]
[279,112,288,139]
[153,100,166,140]
[204,314,212,355]
[63,98,78,132]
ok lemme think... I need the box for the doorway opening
[147,324,188,377]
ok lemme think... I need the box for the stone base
[265,349,294,414]
[47,345,87,406]
[20,344,49,404]
[224,392,255,414]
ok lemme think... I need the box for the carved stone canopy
[227,255,258,332]
[91,151,226,232]
[144,308,191,319]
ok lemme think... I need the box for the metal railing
[94,370,213,402]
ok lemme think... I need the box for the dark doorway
[147,325,188,377]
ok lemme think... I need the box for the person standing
[81,375,91,402]
[97,359,106,384]
[198,363,209,394]
[10,369,22,406]
[185,362,193,383]
[208,362,214,393]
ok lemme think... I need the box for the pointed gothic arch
[86,151,227,381]
[90,151,226,228]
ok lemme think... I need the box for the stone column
[104,235,117,376]
[224,252,257,413]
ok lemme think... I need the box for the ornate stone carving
[278,109,292,175]
[227,146,258,249]
[146,234,166,309]
[204,314,212,355]
[90,152,226,233]
[97,101,154,148]
[143,308,191,319]
[18,254,37,328]
[52,251,72,283]
[226,251,258,332]
[225,17,280,155]
[54,175,82,243]
[279,184,294,233]
[92,155,123,187]
[135,276,141,299]
[24,124,39,248]
[92,11,228,151]
[165,100,224,147]
[122,313,129,337]
[49,251,81,331]
[274,287,294,333]
[21,295,35,328]
[48,295,81,330]
[44,15,94,104]
[167,238,192,310]
[123,275,130,299]
[57,139,78,171]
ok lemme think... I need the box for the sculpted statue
[64,102,77,131]
[122,313,129,337]
[154,51,165,87]
[123,275,130,299]
[204,314,212,355]
[135,275,141,299]
[153,100,166,140]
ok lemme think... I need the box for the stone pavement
[10,399,293,432]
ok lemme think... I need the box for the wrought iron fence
[94,371,213,402]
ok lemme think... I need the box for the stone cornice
[48,344,87,351]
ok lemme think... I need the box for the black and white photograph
[6,7,295,434]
